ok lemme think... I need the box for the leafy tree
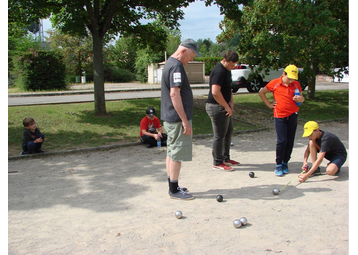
[196,38,229,57]
[46,30,93,82]
[106,36,137,73]
[106,23,180,83]
[218,0,348,99]
[217,16,240,44]
[8,22,44,87]
[135,47,164,83]
[207,43,226,57]
[9,0,251,114]
[225,34,240,50]
[9,0,195,116]
[165,28,181,56]
[197,38,213,54]
[52,1,194,116]
[205,0,253,20]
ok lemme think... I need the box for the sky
[41,1,224,43]
[178,1,224,42]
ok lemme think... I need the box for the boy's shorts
[164,120,192,162]
[327,154,346,170]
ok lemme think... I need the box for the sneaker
[20,151,29,155]
[169,189,195,200]
[311,167,321,176]
[213,164,234,171]
[179,186,188,192]
[275,164,283,177]
[304,166,321,177]
[224,159,240,166]
[282,162,289,174]
[303,166,322,177]
[35,149,44,153]
[168,187,189,195]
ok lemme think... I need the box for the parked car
[231,64,305,93]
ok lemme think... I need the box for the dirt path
[8,121,349,254]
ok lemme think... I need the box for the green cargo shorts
[164,120,192,162]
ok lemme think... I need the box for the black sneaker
[168,187,189,194]
[169,189,194,200]
[179,186,188,192]
[309,167,321,177]
[20,151,29,155]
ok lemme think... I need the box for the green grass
[8,90,348,156]
[8,98,252,155]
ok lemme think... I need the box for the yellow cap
[284,64,299,80]
[302,121,319,137]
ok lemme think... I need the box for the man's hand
[182,119,193,136]
[298,173,309,183]
[225,106,234,117]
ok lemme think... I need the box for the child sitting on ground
[140,107,167,148]
[21,117,45,155]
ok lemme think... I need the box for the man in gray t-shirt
[160,39,201,200]
[161,57,193,122]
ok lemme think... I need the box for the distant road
[8,89,212,106]
[8,82,348,106]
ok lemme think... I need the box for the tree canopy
[9,0,195,115]
[218,0,348,98]
[9,0,252,114]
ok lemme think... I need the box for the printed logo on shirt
[148,122,155,133]
[173,72,181,83]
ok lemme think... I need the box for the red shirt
[265,76,302,118]
[140,116,162,137]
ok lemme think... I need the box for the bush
[135,48,164,83]
[15,51,66,91]
[104,66,136,82]
[194,57,222,75]
[65,74,76,85]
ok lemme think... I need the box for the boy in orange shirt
[259,65,305,176]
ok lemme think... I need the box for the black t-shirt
[316,130,347,160]
[206,62,232,104]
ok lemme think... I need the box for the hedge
[16,51,66,91]
[194,57,222,75]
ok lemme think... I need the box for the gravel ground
[8,120,349,255]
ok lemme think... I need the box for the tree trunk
[306,64,317,100]
[92,33,107,116]
[307,75,316,100]
[77,47,82,77]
